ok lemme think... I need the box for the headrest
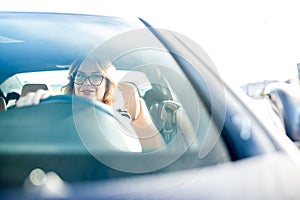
[117,82,140,121]
[21,84,48,97]
[0,97,6,111]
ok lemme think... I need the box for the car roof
[0,12,145,84]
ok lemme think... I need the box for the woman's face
[73,61,106,101]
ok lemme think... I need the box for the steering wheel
[40,95,113,116]
[1,94,141,154]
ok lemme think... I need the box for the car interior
[0,47,232,188]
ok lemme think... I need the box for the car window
[0,70,69,107]
[0,16,232,186]
[0,48,231,169]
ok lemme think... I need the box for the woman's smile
[79,87,96,96]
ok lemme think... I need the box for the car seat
[144,84,198,151]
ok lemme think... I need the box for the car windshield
[0,12,277,189]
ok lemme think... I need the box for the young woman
[16,57,117,107]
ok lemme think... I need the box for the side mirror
[264,83,300,143]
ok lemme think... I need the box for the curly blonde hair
[62,57,116,106]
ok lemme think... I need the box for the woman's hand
[16,89,51,107]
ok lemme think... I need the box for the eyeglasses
[72,72,105,86]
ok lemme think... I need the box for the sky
[1,0,300,86]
